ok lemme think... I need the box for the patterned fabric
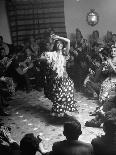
[5,77,15,95]
[0,126,11,144]
[0,77,15,96]
[42,51,77,115]
[99,59,116,104]
[99,77,116,103]
[44,51,65,78]
[51,77,77,114]
[83,69,95,87]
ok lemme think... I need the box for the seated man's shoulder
[53,140,66,148]
[78,140,93,148]
[53,140,92,149]
[51,140,93,155]
[91,136,104,146]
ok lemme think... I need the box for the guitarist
[15,47,41,92]
[9,49,32,93]
[16,48,34,75]
[24,48,42,91]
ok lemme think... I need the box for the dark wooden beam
[8,2,64,11]
[9,13,65,21]
[12,32,67,40]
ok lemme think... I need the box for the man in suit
[48,119,93,155]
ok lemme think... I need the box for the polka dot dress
[51,76,78,115]
[41,51,78,116]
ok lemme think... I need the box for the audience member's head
[0,47,5,58]
[20,133,39,155]
[25,47,33,57]
[63,119,82,140]
[76,28,83,42]
[92,30,99,42]
[103,108,116,135]
[106,31,113,42]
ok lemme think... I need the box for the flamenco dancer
[40,34,78,117]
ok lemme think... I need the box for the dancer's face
[56,41,63,50]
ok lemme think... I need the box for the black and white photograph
[0,0,116,155]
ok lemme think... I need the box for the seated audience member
[91,108,116,155]
[91,30,101,45]
[0,76,15,116]
[104,31,113,47]
[87,30,103,69]
[0,125,19,155]
[83,69,101,99]
[0,36,9,56]
[0,51,15,116]
[0,126,42,155]
[85,95,116,128]
[0,47,7,60]
[0,47,16,73]
[47,119,93,155]
[88,30,101,53]
[0,47,10,70]
[20,133,42,155]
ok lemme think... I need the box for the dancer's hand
[51,34,59,40]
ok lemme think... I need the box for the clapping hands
[0,126,15,144]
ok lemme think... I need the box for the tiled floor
[1,90,103,151]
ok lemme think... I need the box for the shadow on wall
[69,33,76,42]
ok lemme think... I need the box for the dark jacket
[91,135,116,155]
[49,140,93,155]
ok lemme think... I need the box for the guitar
[0,55,16,69]
[16,57,39,75]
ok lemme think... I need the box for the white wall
[0,0,12,44]
[64,0,116,39]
